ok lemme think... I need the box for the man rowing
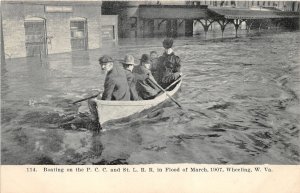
[133,54,160,100]
[154,38,182,88]
[88,55,130,129]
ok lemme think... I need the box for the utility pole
[1,8,6,65]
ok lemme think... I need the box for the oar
[147,77,183,109]
[72,92,101,105]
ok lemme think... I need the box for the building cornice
[2,0,102,6]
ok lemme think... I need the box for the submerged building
[102,1,300,39]
[1,0,118,58]
[1,0,299,59]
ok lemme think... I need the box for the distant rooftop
[209,7,300,19]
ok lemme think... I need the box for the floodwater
[1,31,300,164]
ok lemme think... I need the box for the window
[101,25,115,40]
[70,22,85,38]
[70,18,88,50]
[129,17,137,29]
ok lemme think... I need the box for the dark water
[1,31,300,164]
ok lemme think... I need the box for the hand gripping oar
[72,92,101,105]
[147,77,183,109]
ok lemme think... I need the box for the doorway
[24,17,47,57]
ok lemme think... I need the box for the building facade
[2,0,118,59]
[102,1,299,39]
[2,0,298,59]
[188,1,300,12]
[102,1,195,38]
[189,1,300,34]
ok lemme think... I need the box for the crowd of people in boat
[87,38,181,126]
[96,38,181,101]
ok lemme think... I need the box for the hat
[140,54,151,63]
[99,55,113,64]
[121,55,135,65]
[162,38,173,49]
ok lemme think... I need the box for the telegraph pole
[1,7,6,65]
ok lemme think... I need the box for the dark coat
[156,52,181,88]
[133,65,160,100]
[124,69,139,101]
[101,64,130,101]
[150,58,159,80]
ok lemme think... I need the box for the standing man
[88,55,130,130]
[156,38,181,88]
[122,55,139,101]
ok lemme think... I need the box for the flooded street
[1,31,300,164]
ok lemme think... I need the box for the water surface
[1,31,300,164]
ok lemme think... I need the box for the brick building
[1,0,118,59]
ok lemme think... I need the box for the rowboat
[95,78,182,127]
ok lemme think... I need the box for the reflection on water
[1,31,300,164]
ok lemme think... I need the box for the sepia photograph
[1,0,299,167]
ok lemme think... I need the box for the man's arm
[127,74,140,101]
[101,78,115,100]
[173,56,181,72]
[133,68,148,81]
[147,72,159,85]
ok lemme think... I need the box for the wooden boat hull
[95,80,182,127]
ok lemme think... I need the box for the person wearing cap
[98,55,130,101]
[121,55,139,101]
[133,54,160,100]
[156,38,181,88]
[87,55,131,129]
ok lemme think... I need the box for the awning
[208,7,300,19]
[24,17,45,22]
[70,17,87,21]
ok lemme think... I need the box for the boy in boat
[133,54,160,100]
[150,51,159,81]
[121,55,139,101]
[88,55,130,129]
[156,38,182,88]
